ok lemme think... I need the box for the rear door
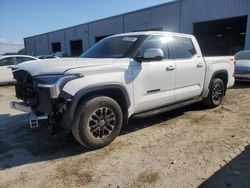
[0,57,15,83]
[171,36,205,102]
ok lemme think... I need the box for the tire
[203,78,225,108]
[72,96,123,149]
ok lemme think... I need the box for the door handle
[197,63,204,68]
[166,65,176,71]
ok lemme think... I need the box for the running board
[132,97,202,118]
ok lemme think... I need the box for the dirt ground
[1,83,250,188]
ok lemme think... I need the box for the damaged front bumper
[11,70,75,129]
[10,101,49,128]
[10,101,32,112]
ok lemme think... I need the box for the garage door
[193,16,247,56]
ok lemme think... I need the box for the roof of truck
[0,55,39,60]
[111,31,194,38]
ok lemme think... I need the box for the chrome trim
[37,84,61,98]
[234,74,250,79]
[37,75,80,98]
[10,101,32,112]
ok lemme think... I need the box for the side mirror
[135,48,164,62]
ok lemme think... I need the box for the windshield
[235,51,250,60]
[80,36,140,58]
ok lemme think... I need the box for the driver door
[132,35,176,113]
[0,57,15,83]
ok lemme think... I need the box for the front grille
[13,70,39,107]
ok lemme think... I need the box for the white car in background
[0,55,39,84]
[37,55,60,59]
[234,50,250,82]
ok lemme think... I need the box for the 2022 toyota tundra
[10,31,235,149]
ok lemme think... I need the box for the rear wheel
[203,78,225,108]
[72,96,123,149]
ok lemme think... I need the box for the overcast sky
[0,0,173,54]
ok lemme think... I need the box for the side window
[0,57,14,67]
[136,35,171,59]
[23,57,36,62]
[172,37,196,59]
[15,57,24,64]
[16,57,35,64]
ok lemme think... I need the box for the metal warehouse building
[24,0,250,57]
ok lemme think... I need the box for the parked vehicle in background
[10,31,235,149]
[234,50,250,82]
[0,55,39,84]
[37,55,60,59]
[54,52,67,57]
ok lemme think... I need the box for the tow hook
[29,112,48,128]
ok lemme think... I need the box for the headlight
[34,74,64,85]
[34,74,83,98]
[34,74,82,85]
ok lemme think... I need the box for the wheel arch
[209,70,228,95]
[68,84,130,124]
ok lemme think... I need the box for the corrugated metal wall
[89,16,123,46]
[48,30,65,54]
[24,38,35,56]
[124,2,180,32]
[34,34,49,55]
[180,0,250,49]
[246,17,250,50]
[64,25,88,55]
[180,0,250,33]
[24,0,250,56]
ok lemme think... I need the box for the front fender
[59,83,131,129]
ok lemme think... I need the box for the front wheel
[72,96,123,149]
[203,78,225,108]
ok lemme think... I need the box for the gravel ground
[0,83,250,188]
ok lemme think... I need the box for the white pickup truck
[10,31,235,149]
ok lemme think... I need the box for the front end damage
[10,69,74,129]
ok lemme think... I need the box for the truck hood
[15,58,116,76]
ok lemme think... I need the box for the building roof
[24,0,178,39]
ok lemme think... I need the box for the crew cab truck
[10,31,235,149]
